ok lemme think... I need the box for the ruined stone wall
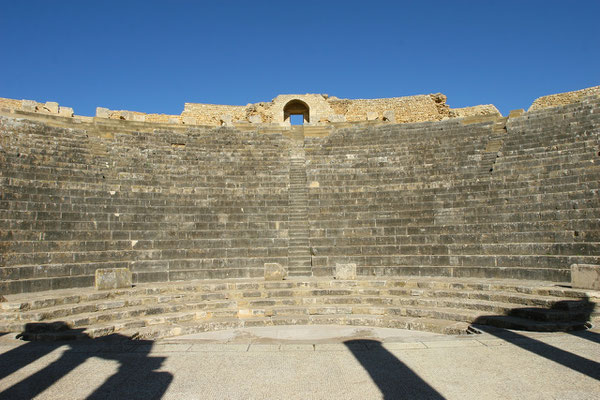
[328,94,450,123]
[0,98,23,110]
[181,103,247,125]
[95,107,184,124]
[529,85,600,111]
[0,97,74,117]
[6,86,599,128]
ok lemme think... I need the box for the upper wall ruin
[529,86,600,111]
[1,86,598,127]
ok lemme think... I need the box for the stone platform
[0,325,598,399]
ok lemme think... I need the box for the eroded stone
[58,106,74,117]
[96,107,110,118]
[265,263,286,281]
[571,264,600,290]
[95,268,132,290]
[335,263,357,280]
[44,102,59,114]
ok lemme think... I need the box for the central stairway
[287,127,312,277]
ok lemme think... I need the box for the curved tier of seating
[0,94,599,338]
[0,113,292,294]
[305,95,600,282]
[1,277,598,340]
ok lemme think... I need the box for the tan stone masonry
[1,85,598,126]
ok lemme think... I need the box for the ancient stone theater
[0,86,598,340]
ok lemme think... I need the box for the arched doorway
[283,99,310,125]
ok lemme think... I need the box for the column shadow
[0,322,173,400]
[473,306,600,380]
[344,339,445,400]
[567,329,600,345]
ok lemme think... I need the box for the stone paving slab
[0,326,599,399]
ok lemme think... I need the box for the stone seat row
[311,261,575,282]
[1,161,291,181]
[306,207,598,227]
[308,230,598,246]
[305,191,598,210]
[317,123,496,143]
[307,151,597,174]
[307,194,598,214]
[0,200,292,215]
[499,133,597,151]
[306,163,596,184]
[307,171,598,195]
[307,218,599,238]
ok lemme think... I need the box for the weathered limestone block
[508,109,525,118]
[264,263,286,281]
[132,113,146,122]
[58,106,74,117]
[220,114,233,126]
[44,102,59,114]
[22,100,37,112]
[95,268,132,290]
[96,107,110,118]
[182,116,196,125]
[168,117,181,124]
[329,114,346,123]
[571,264,600,290]
[335,263,357,280]
[248,115,262,124]
[383,110,396,122]
[366,112,378,121]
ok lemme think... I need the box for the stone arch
[270,94,334,125]
[283,99,310,124]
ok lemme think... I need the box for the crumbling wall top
[529,86,600,111]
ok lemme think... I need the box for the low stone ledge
[265,263,286,281]
[571,264,600,290]
[95,268,132,290]
[335,263,357,280]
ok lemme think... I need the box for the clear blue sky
[1,1,598,116]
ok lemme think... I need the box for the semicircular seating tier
[0,92,599,339]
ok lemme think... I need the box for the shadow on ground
[344,339,444,399]
[0,322,172,400]
[471,296,600,381]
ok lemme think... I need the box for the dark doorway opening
[283,99,310,125]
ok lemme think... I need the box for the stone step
[3,277,596,313]
[13,302,588,341]
[3,292,595,337]
[112,314,469,340]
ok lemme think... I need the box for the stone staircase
[287,127,312,277]
[0,277,597,341]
